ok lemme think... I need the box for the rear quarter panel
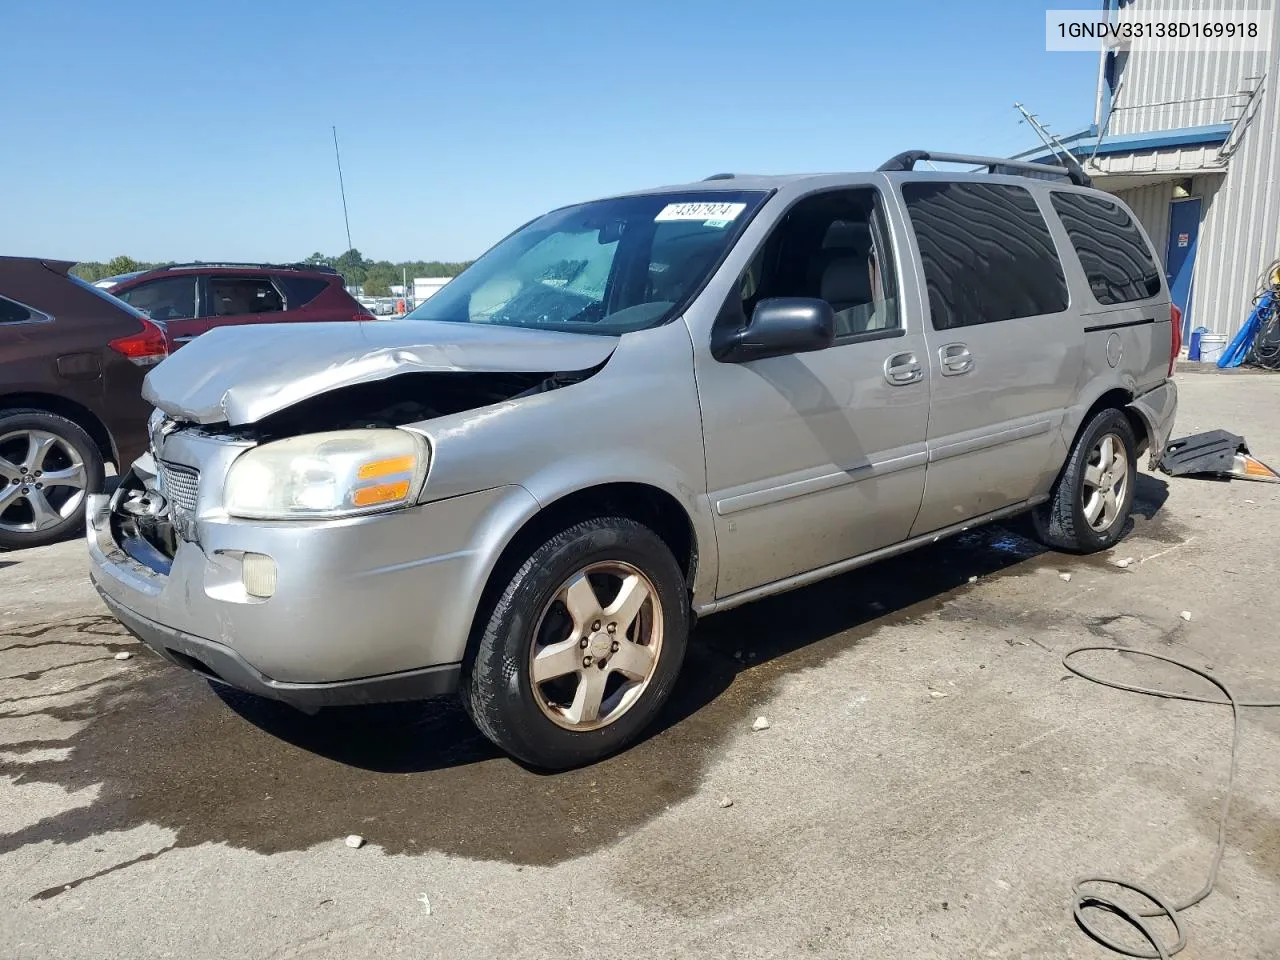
[1043,188,1173,467]
[0,265,150,459]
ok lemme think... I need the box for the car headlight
[224,429,428,520]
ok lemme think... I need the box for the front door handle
[939,343,973,376]
[884,352,923,385]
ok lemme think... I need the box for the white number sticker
[655,202,746,223]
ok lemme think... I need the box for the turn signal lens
[353,481,411,506]
[357,455,416,480]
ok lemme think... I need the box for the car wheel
[462,515,689,769]
[0,409,105,551]
[1031,407,1136,554]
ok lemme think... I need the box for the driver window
[736,189,899,340]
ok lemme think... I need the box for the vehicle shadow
[218,472,1177,776]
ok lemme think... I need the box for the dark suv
[106,262,372,346]
[1,256,167,549]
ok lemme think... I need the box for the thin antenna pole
[332,125,353,252]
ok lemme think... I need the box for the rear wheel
[1031,407,1136,553]
[462,516,689,769]
[0,409,105,551]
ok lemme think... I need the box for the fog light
[242,552,277,599]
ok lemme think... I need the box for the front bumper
[96,584,461,709]
[88,460,539,699]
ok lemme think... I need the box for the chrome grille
[158,461,200,512]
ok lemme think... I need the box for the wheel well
[0,392,118,467]
[1080,388,1148,453]
[465,483,698,661]
[497,483,697,585]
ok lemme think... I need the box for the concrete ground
[3,373,1280,959]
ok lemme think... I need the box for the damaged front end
[110,319,619,566]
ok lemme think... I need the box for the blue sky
[1,1,1100,264]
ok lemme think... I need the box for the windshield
[403,190,768,335]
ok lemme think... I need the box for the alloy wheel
[0,430,89,534]
[1082,432,1129,532]
[529,561,664,731]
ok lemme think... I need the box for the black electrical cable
[1062,646,1280,958]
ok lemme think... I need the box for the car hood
[142,320,620,425]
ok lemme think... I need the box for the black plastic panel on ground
[900,181,1070,330]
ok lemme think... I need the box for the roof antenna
[332,125,354,252]
[1014,103,1091,185]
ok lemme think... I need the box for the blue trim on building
[1017,124,1232,164]
[1090,124,1232,155]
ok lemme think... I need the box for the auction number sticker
[655,202,746,224]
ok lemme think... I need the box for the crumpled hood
[142,320,620,425]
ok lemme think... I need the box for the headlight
[224,429,428,520]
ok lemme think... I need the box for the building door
[1166,198,1201,339]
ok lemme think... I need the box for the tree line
[71,250,473,296]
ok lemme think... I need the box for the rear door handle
[884,352,923,385]
[939,343,973,376]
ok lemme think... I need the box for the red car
[107,262,373,346]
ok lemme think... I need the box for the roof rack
[156,261,340,274]
[877,150,1091,187]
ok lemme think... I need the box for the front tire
[1031,407,1136,553]
[0,409,105,551]
[462,516,689,769]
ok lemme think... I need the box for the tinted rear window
[1050,192,1162,305]
[277,275,329,306]
[901,181,1070,329]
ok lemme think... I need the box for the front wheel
[462,516,689,769]
[1031,407,1137,553]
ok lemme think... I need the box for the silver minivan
[89,152,1179,768]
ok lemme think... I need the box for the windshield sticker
[655,202,746,223]
[703,219,733,229]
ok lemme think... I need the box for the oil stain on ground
[0,483,1177,885]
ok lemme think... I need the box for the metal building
[1016,0,1279,340]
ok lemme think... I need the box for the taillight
[1169,304,1183,376]
[109,318,169,367]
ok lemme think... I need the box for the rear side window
[1051,192,1162,305]
[276,275,329,307]
[901,181,1069,329]
[118,276,197,321]
[0,296,37,324]
[209,276,284,316]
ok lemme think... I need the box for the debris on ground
[344,835,364,849]
[1160,430,1280,483]
[418,893,432,915]
[751,716,770,731]
[929,690,948,699]
[968,576,978,584]
[717,796,734,809]
[1113,557,1135,568]
[113,651,132,661]
[1180,611,1193,621]
[1059,572,1072,582]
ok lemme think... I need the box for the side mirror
[713,297,836,363]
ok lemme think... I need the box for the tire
[0,409,106,551]
[1031,407,1136,554]
[462,515,690,769]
